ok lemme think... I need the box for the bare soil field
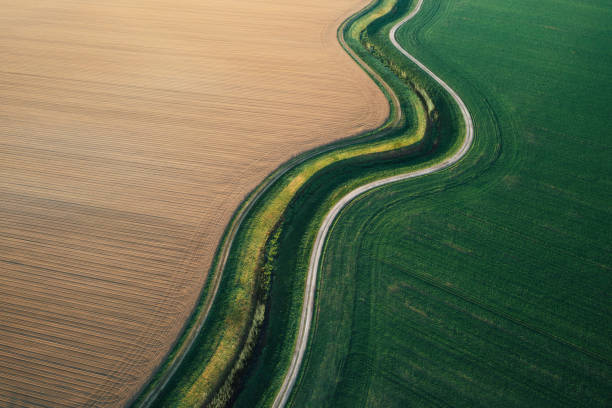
[0,0,387,406]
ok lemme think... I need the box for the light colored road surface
[272,0,474,406]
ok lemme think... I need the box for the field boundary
[132,0,472,405]
[130,2,406,406]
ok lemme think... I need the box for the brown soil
[0,0,387,406]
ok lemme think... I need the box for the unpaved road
[272,0,474,406]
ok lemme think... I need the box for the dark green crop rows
[292,0,612,407]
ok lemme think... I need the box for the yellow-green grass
[152,116,427,406]
[231,0,472,406]
[143,1,442,404]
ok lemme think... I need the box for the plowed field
[0,0,387,406]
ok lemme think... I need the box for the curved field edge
[132,0,465,406]
[233,1,475,407]
[127,1,405,405]
[273,0,478,405]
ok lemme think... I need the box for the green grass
[232,1,467,406]
[291,0,612,407]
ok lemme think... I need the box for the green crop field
[290,0,612,407]
[136,0,611,406]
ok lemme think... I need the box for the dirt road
[272,0,474,406]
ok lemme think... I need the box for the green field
[290,0,612,407]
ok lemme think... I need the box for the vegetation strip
[132,2,410,405]
[144,0,446,405]
[271,0,475,406]
[136,0,465,405]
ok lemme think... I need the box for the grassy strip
[208,225,280,408]
[134,0,466,406]
[232,1,469,407]
[129,1,403,403]
[130,0,415,402]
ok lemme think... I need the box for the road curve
[272,0,474,406]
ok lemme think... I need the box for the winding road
[272,0,474,406]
